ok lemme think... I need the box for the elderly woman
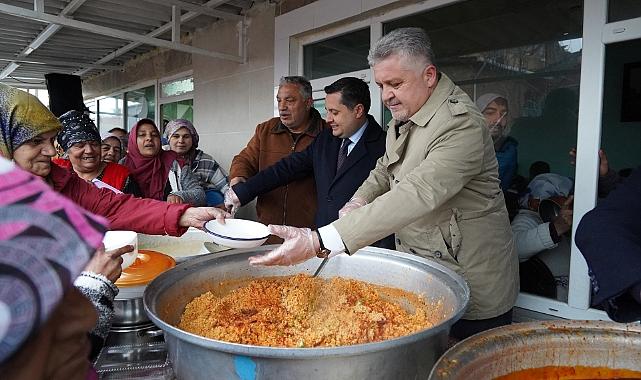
[165,119,229,206]
[0,157,108,378]
[476,93,518,191]
[54,110,140,195]
[0,84,229,352]
[101,132,124,163]
[123,118,206,206]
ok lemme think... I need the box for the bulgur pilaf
[178,274,445,347]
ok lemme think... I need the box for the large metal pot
[144,246,469,380]
[429,320,641,379]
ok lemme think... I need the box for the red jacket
[53,158,131,191]
[230,109,326,234]
[49,164,190,236]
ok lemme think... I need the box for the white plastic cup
[102,231,138,269]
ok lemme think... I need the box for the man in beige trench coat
[248,27,519,340]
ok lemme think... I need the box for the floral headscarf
[0,158,108,363]
[164,119,199,149]
[0,84,61,158]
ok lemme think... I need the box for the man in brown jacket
[246,28,519,340]
[230,76,326,242]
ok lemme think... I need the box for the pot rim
[144,246,470,358]
[429,320,641,379]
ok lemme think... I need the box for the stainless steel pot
[113,297,149,327]
[144,246,469,380]
[429,320,641,380]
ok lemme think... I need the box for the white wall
[192,3,276,173]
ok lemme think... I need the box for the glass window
[383,0,583,303]
[312,98,327,119]
[608,0,641,23]
[303,28,370,80]
[161,76,193,98]
[126,85,156,129]
[160,99,193,132]
[86,100,97,124]
[601,39,641,173]
[98,95,124,134]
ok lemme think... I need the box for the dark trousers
[449,308,513,341]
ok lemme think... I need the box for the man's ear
[353,103,365,119]
[305,97,313,110]
[424,64,438,88]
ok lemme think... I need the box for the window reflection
[126,85,155,130]
[303,28,370,80]
[98,95,123,134]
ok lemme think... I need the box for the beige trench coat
[332,74,519,320]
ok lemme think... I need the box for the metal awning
[0,0,254,88]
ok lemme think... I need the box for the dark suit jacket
[234,115,393,247]
[576,165,641,322]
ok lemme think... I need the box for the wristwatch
[315,230,331,258]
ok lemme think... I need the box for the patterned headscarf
[57,110,101,152]
[0,157,108,363]
[164,119,199,149]
[0,84,61,158]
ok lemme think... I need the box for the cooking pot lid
[115,249,175,287]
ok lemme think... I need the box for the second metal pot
[113,296,149,326]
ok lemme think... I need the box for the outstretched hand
[179,207,231,229]
[248,225,319,266]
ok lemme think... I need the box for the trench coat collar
[385,73,454,166]
[385,72,455,130]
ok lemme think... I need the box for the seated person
[0,157,108,378]
[164,119,230,207]
[476,93,518,191]
[576,165,641,322]
[512,173,573,301]
[54,110,141,195]
[101,133,124,164]
[122,119,206,206]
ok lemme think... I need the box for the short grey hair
[367,27,436,68]
[279,76,312,100]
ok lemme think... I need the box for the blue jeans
[205,189,225,207]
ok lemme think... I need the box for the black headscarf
[57,110,101,152]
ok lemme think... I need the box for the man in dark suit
[225,77,393,248]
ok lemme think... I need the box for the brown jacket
[333,74,519,319]
[230,109,326,240]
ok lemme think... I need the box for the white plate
[138,228,231,262]
[203,219,269,249]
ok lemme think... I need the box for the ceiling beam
[0,55,122,70]
[0,0,89,79]
[172,5,180,43]
[0,3,244,64]
[75,0,243,75]
[141,0,242,21]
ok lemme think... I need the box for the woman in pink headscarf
[123,119,206,206]
[0,157,107,379]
